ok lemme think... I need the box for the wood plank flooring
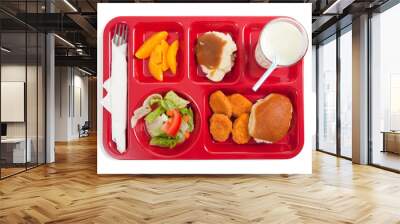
[1,135,400,224]
[0,167,26,178]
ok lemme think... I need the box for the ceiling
[0,0,394,74]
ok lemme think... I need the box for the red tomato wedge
[162,109,182,137]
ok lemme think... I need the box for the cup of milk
[255,17,308,69]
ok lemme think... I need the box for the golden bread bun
[248,93,292,143]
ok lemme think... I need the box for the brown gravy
[196,33,227,69]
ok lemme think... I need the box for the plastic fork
[113,23,128,46]
[106,23,128,153]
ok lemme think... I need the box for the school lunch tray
[102,16,304,160]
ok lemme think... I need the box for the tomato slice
[162,109,182,137]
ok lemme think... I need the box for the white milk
[255,18,308,68]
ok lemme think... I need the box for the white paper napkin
[102,39,127,153]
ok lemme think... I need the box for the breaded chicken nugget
[209,90,232,118]
[228,93,253,117]
[232,113,251,144]
[210,113,232,142]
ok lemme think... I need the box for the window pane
[27,31,38,169]
[318,37,337,154]
[38,33,46,165]
[0,0,46,179]
[340,29,352,158]
[371,3,400,171]
[1,30,27,177]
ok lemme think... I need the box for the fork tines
[113,23,128,46]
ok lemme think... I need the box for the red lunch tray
[102,16,304,160]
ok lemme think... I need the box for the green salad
[131,91,194,148]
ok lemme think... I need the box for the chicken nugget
[232,113,251,144]
[228,93,253,117]
[209,90,232,118]
[210,113,232,142]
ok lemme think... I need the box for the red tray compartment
[102,16,304,160]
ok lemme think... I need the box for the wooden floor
[1,135,400,224]
[0,167,26,178]
[372,150,400,171]
[1,163,44,178]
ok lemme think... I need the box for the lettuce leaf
[149,97,162,106]
[149,136,180,148]
[160,99,177,111]
[144,106,165,123]
[176,131,185,143]
[179,107,194,132]
[145,114,168,137]
[164,91,189,108]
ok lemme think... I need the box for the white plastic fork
[103,23,128,153]
[113,23,128,46]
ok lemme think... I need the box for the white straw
[252,57,278,92]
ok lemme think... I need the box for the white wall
[55,66,69,141]
[72,73,89,138]
[1,65,27,143]
[1,64,46,164]
[54,67,89,141]
[1,65,39,138]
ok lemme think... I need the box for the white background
[97,3,313,174]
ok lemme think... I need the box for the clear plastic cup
[255,17,308,69]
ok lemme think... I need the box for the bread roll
[248,93,293,143]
